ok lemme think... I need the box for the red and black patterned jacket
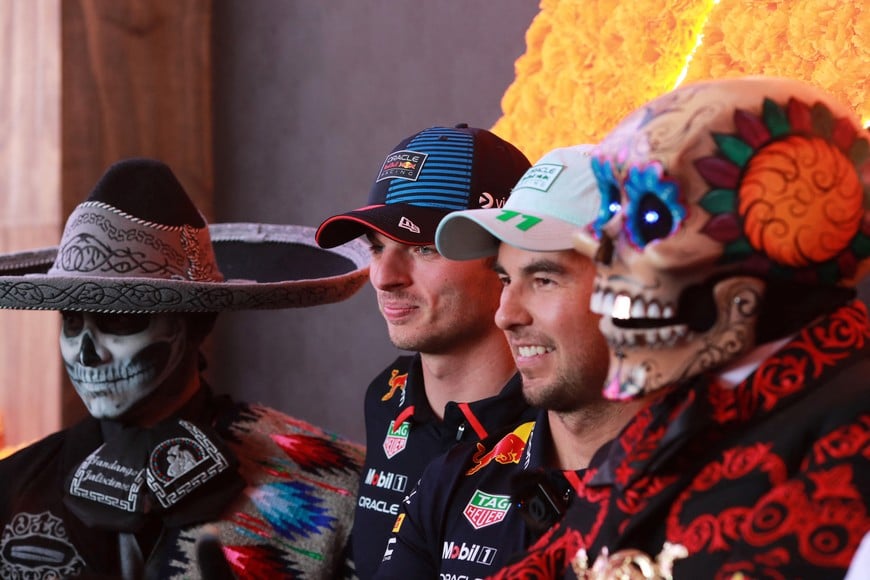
[490,300,870,579]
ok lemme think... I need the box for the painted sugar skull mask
[575,77,870,400]
[60,311,188,418]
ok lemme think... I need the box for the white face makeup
[59,312,188,419]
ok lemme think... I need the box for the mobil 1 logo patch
[364,468,408,493]
[442,540,498,566]
[463,490,511,529]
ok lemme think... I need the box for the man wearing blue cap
[316,124,535,579]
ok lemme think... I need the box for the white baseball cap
[435,144,600,260]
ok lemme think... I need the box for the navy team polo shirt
[373,408,579,579]
[353,354,533,580]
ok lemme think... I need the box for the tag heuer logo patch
[383,420,410,458]
[377,150,428,182]
[398,216,421,234]
[463,490,511,529]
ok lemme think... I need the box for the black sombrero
[0,158,369,313]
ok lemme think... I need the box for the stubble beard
[522,361,607,413]
[387,315,493,355]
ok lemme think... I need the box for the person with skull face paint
[488,77,870,579]
[0,158,370,579]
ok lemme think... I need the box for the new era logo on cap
[398,217,421,234]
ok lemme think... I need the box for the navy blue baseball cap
[315,124,531,248]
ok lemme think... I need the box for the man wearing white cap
[373,145,649,579]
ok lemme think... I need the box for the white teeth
[658,326,673,342]
[604,324,691,348]
[613,294,632,320]
[590,290,603,314]
[602,292,615,317]
[591,288,677,324]
[518,345,552,357]
[631,299,646,319]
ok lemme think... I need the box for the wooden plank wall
[0,0,212,448]
[0,0,62,450]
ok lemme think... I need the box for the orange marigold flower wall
[494,0,869,163]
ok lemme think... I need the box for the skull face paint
[574,78,870,400]
[60,312,188,418]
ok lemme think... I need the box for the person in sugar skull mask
[59,310,194,422]
[0,158,370,579]
[489,77,870,579]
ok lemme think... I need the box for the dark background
[210,2,540,443]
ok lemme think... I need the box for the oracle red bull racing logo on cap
[377,150,428,182]
[383,420,410,458]
[463,490,512,529]
[515,163,565,192]
[466,421,533,476]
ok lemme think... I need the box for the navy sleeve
[372,452,454,578]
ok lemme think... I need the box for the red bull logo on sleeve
[465,421,534,476]
[382,420,410,458]
[463,490,512,529]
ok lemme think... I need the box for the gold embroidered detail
[571,542,688,579]
[180,225,213,281]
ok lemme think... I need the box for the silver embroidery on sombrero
[49,202,222,283]
[180,224,213,282]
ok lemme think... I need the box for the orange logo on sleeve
[392,513,406,533]
[381,370,409,402]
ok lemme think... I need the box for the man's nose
[370,249,412,291]
[495,285,532,331]
[78,333,104,366]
